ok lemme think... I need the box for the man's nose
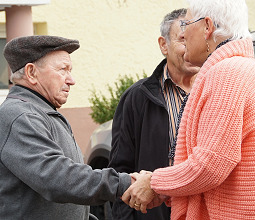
[66,74,75,85]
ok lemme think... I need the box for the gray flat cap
[3,35,80,73]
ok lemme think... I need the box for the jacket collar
[139,59,167,107]
[142,59,167,94]
[16,85,56,110]
[7,85,59,114]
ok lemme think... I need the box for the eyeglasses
[179,17,205,32]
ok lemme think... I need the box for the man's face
[34,50,75,108]
[166,18,200,75]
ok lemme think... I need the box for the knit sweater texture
[151,38,255,220]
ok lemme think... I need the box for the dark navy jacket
[109,59,171,220]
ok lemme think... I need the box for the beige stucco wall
[1,0,255,108]
[32,0,188,108]
[248,0,255,31]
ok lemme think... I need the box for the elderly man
[108,9,199,220]
[0,35,131,220]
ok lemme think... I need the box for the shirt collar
[162,64,187,97]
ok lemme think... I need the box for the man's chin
[54,100,67,109]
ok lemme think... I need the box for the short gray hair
[10,57,46,84]
[10,67,25,84]
[160,8,187,43]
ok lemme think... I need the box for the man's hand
[146,194,169,210]
[121,171,156,213]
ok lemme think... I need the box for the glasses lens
[180,21,186,32]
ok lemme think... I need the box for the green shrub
[89,73,147,124]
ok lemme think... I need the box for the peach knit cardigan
[151,38,255,220]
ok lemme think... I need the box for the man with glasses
[108,8,199,220]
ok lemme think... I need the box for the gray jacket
[0,85,131,220]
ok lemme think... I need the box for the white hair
[10,67,25,84]
[187,0,251,41]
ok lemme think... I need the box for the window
[0,24,8,89]
[0,21,48,104]
[0,39,8,89]
[0,23,8,104]
[0,22,47,90]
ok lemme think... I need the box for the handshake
[121,170,169,213]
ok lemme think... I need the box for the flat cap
[3,35,80,73]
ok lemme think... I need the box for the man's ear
[24,63,37,85]
[204,16,215,40]
[158,36,168,55]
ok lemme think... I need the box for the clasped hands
[121,170,169,213]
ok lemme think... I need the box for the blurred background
[0,0,255,153]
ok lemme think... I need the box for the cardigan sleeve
[151,58,248,197]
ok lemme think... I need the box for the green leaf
[89,73,147,124]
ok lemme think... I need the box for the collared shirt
[160,64,188,165]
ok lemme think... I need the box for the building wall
[31,0,255,108]
[31,0,189,108]
[1,0,254,108]
[1,0,255,153]
[248,0,255,31]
